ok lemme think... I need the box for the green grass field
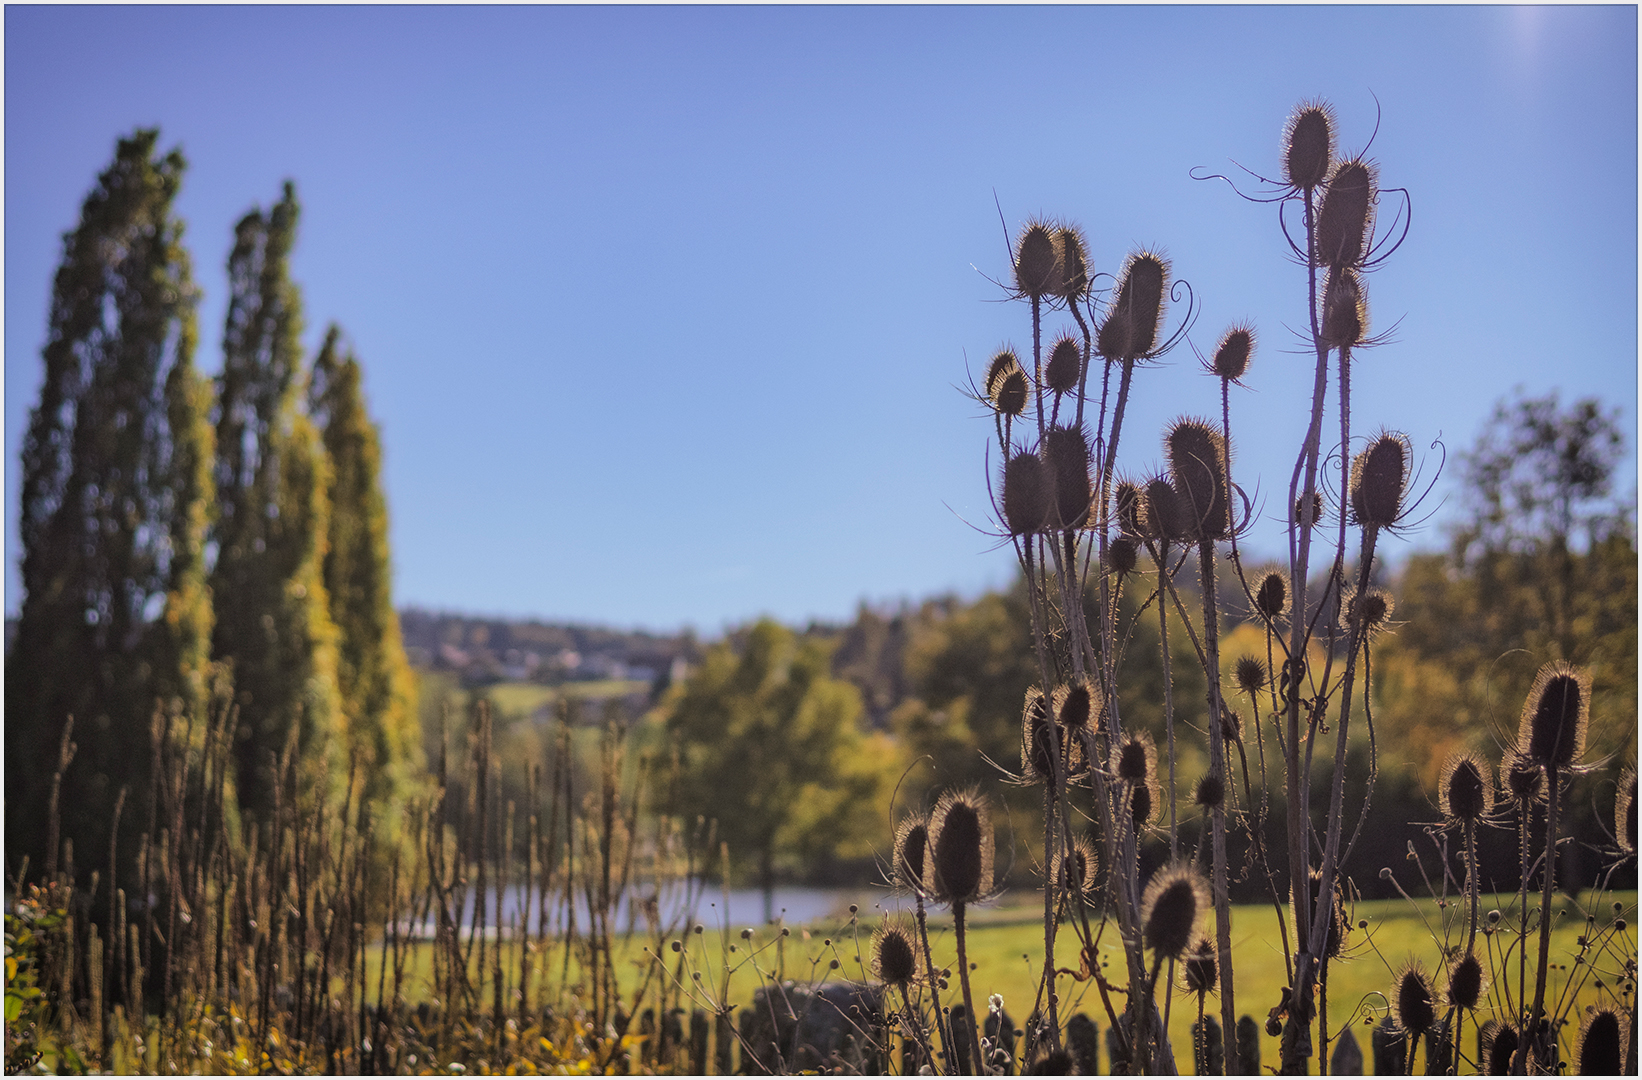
[374,889,1635,1074]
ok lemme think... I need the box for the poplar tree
[6,130,215,881]
[309,324,421,816]
[210,182,342,822]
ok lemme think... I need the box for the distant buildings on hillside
[399,608,695,694]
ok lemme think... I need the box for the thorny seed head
[1502,748,1545,806]
[1131,782,1157,833]
[1480,1021,1520,1075]
[1343,587,1394,635]
[1002,452,1052,536]
[1051,835,1099,900]
[1210,325,1255,382]
[1141,864,1210,961]
[1145,477,1191,544]
[1297,869,1350,959]
[1113,731,1156,785]
[1350,430,1410,529]
[985,350,1028,418]
[1447,952,1486,1011]
[1220,704,1244,746]
[1578,1008,1624,1075]
[1294,490,1326,532]
[1166,417,1231,541]
[1234,655,1268,696]
[1183,937,1218,996]
[1321,266,1368,349]
[1107,536,1138,574]
[1255,570,1289,619]
[1517,660,1591,772]
[1392,962,1437,1037]
[1096,308,1133,364]
[1045,335,1082,395]
[1283,100,1335,191]
[1439,751,1493,825]
[1618,766,1636,853]
[1055,225,1091,302]
[1102,250,1170,360]
[872,917,920,987]
[1021,687,1057,784]
[929,787,994,906]
[1313,158,1377,269]
[1114,481,1147,537]
[1043,425,1094,530]
[1015,220,1063,300]
[1194,772,1225,811]
[1057,678,1099,732]
[1025,1050,1074,1075]
[893,815,929,894]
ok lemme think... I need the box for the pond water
[396,882,924,940]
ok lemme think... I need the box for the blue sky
[6,6,1636,634]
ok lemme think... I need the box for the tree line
[656,390,1636,904]
[6,130,418,892]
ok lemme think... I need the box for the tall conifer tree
[309,325,421,815]
[210,182,342,822]
[6,130,215,881]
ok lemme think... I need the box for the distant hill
[397,608,698,690]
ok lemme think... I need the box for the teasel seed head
[872,917,920,987]
[1024,1049,1073,1075]
[1344,587,1394,633]
[1113,731,1156,785]
[1145,477,1191,544]
[1210,324,1255,382]
[1057,677,1099,732]
[1617,766,1636,853]
[1002,452,1052,536]
[1043,424,1094,530]
[893,814,929,894]
[1050,835,1099,900]
[1501,748,1545,807]
[1114,251,1169,359]
[1516,660,1591,772]
[1021,687,1057,784]
[1392,961,1437,1037]
[929,787,994,905]
[1283,100,1335,191]
[1255,569,1289,619]
[1183,937,1219,996]
[1096,308,1132,362]
[1446,952,1486,1011]
[1166,417,1231,541]
[985,348,1019,398]
[1321,266,1368,349]
[1313,158,1377,269]
[1297,868,1350,959]
[1114,480,1147,537]
[1130,781,1158,832]
[1234,655,1268,696]
[1439,751,1493,825]
[1577,1007,1625,1075]
[1479,1021,1520,1075]
[985,349,1029,417]
[1294,490,1326,532]
[1194,771,1225,810]
[1015,220,1064,300]
[1055,224,1090,302]
[1107,536,1138,574]
[1350,430,1410,529]
[1141,863,1210,961]
[1045,335,1082,395]
[1220,704,1244,746]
